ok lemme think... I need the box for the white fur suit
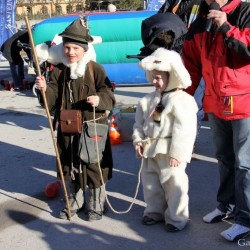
[133,48,198,230]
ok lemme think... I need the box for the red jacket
[182,0,250,120]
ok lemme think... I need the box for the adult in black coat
[0,30,31,90]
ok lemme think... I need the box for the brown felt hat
[59,18,93,43]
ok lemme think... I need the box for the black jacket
[0,30,30,64]
[158,0,202,26]
[138,0,202,57]
[139,12,187,56]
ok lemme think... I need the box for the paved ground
[0,60,244,249]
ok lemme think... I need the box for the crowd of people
[1,0,247,243]
[133,0,250,241]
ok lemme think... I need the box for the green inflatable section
[89,17,144,42]
[32,11,156,45]
[94,40,143,64]
[32,11,157,67]
[33,22,70,45]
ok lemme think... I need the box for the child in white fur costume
[132,48,198,232]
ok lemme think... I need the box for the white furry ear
[35,43,49,65]
[35,42,65,65]
[91,36,102,44]
[145,71,153,84]
[86,43,96,62]
[51,34,62,45]
[47,43,65,65]
[169,53,191,89]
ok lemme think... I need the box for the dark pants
[208,113,250,227]
[10,61,24,88]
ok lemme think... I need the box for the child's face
[63,43,86,63]
[151,70,169,93]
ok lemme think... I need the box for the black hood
[140,12,187,56]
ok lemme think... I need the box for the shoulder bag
[78,61,109,164]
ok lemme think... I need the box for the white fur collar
[36,42,97,79]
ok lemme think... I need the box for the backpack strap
[87,60,111,119]
[88,60,95,84]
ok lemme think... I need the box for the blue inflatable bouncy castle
[32,11,157,85]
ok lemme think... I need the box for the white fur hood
[139,48,192,91]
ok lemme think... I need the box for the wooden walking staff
[24,16,72,220]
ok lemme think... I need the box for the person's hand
[87,95,100,107]
[35,76,47,92]
[208,10,227,28]
[136,142,144,158]
[169,157,180,167]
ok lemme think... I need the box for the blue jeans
[9,62,24,88]
[208,113,250,227]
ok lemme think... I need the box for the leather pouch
[60,109,82,134]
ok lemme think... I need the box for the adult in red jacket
[182,0,250,242]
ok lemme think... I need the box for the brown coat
[38,61,116,189]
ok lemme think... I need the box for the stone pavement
[0,60,243,250]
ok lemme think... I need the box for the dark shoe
[142,216,158,225]
[58,208,77,220]
[88,210,102,221]
[87,203,108,221]
[165,223,180,232]
[203,208,234,223]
